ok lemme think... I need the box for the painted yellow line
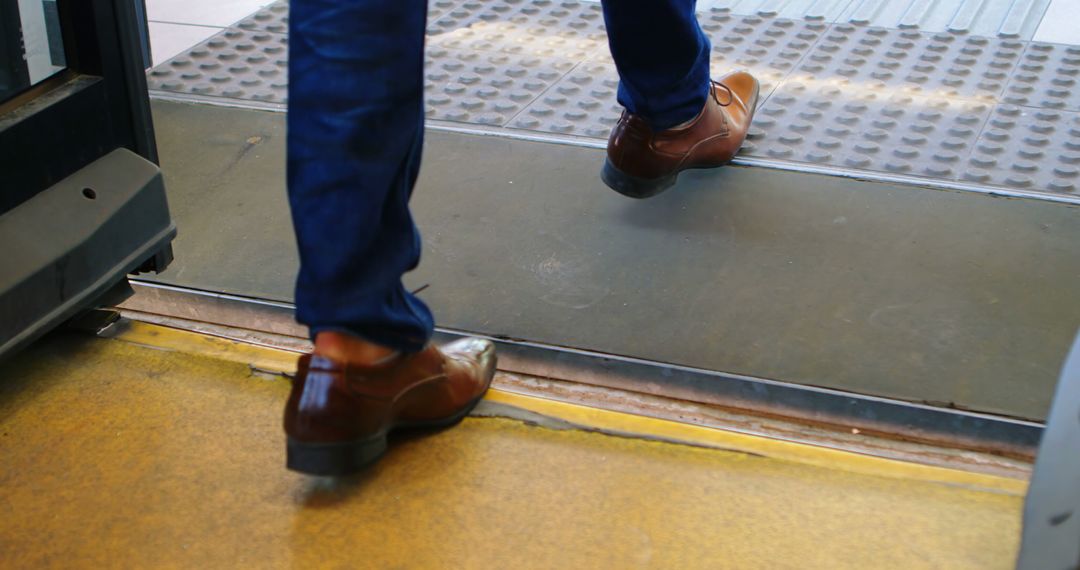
[106,319,299,374]
[106,319,1027,495]
[484,389,1028,495]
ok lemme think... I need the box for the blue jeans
[288,0,711,352]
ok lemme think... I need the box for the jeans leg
[601,0,712,130]
[287,0,434,352]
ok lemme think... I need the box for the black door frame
[0,0,31,102]
[0,0,156,216]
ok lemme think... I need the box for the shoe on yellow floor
[284,336,496,475]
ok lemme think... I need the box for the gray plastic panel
[1004,42,1080,111]
[0,149,175,359]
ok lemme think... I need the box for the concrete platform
[0,323,1026,568]
[147,100,1080,421]
[147,0,1080,200]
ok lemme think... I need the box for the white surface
[146,0,274,68]
[1034,0,1080,44]
[147,0,274,27]
[18,0,63,83]
[148,22,222,67]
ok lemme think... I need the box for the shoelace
[710,80,734,107]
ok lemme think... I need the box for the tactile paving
[746,81,993,178]
[710,0,1052,40]
[1003,42,1080,111]
[697,9,828,96]
[963,105,1080,194]
[428,0,607,60]
[511,61,621,137]
[146,0,1080,198]
[791,25,1024,101]
[235,1,288,34]
[424,47,576,126]
[429,0,465,21]
[234,0,463,35]
[148,28,289,103]
[512,12,826,138]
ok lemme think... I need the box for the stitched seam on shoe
[344,372,448,401]
[678,132,737,171]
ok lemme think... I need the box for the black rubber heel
[286,434,388,476]
[601,159,678,199]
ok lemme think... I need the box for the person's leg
[288,0,432,353]
[599,0,759,198]
[601,0,712,130]
[284,0,496,476]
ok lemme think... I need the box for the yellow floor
[0,324,1025,569]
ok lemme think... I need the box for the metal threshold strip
[120,279,1043,460]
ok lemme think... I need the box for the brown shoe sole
[602,158,737,199]
[601,159,680,199]
[286,392,487,476]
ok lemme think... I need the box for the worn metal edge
[120,279,1044,459]
[479,390,1029,494]
[106,307,1032,478]
[149,90,287,112]
[86,314,1032,490]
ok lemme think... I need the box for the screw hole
[82,188,96,199]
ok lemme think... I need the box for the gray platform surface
[147,0,1080,200]
[711,0,1054,39]
[150,100,1080,421]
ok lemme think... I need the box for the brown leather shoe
[602,71,760,198]
[284,338,496,475]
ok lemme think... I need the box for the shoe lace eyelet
[710,80,734,106]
